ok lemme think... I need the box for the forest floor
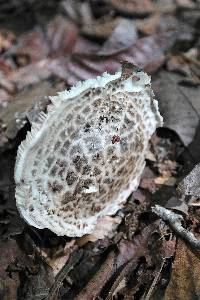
[0,0,200,299]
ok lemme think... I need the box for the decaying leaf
[137,14,177,36]
[116,224,157,268]
[0,71,16,94]
[45,240,76,276]
[161,238,176,259]
[176,0,196,9]
[139,166,157,193]
[81,16,121,40]
[177,163,200,198]
[0,57,14,76]
[67,31,176,86]
[154,175,177,187]
[0,148,24,240]
[10,28,49,65]
[153,71,199,146]
[77,216,122,246]
[61,0,92,25]
[97,18,138,55]
[0,80,64,148]
[0,239,21,300]
[0,88,10,103]
[105,260,135,300]
[106,0,155,16]
[0,238,54,300]
[46,14,78,56]
[167,51,200,86]
[8,59,52,90]
[165,197,188,215]
[0,29,15,53]
[164,239,200,300]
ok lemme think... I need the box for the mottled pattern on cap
[15,64,163,236]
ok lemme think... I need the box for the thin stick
[144,259,165,300]
[45,249,83,300]
[75,251,116,300]
[152,205,200,250]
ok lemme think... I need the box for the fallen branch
[106,259,137,300]
[75,251,116,300]
[152,205,200,250]
[144,259,165,300]
[45,248,83,300]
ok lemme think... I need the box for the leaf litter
[0,1,200,299]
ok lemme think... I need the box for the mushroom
[15,62,163,237]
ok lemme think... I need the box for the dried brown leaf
[106,260,135,300]
[165,197,188,215]
[161,238,176,259]
[0,239,21,300]
[11,28,49,64]
[164,239,200,300]
[0,72,16,94]
[137,14,162,36]
[137,14,177,36]
[0,88,10,103]
[176,0,196,9]
[153,71,199,146]
[46,240,76,276]
[67,31,176,85]
[139,167,156,193]
[116,223,158,268]
[0,80,64,147]
[0,58,14,76]
[77,216,122,246]
[0,29,15,53]
[73,36,100,54]
[97,18,138,55]
[46,15,78,56]
[119,31,176,74]
[61,0,93,25]
[81,16,121,40]
[106,0,154,16]
[167,51,200,86]
[154,175,177,186]
[8,59,52,90]
[178,164,200,198]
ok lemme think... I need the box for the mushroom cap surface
[15,63,163,236]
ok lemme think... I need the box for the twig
[152,205,200,250]
[75,251,116,300]
[45,248,83,300]
[144,259,165,300]
[106,258,137,300]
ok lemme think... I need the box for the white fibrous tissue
[15,62,163,237]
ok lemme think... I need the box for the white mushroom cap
[15,63,163,236]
